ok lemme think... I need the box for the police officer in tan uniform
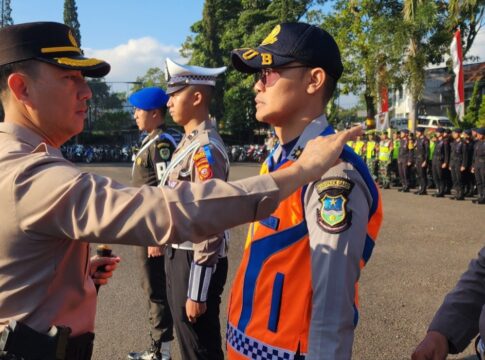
[127,87,181,360]
[0,21,362,360]
[161,58,229,360]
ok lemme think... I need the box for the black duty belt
[0,320,94,360]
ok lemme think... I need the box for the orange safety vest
[227,128,382,360]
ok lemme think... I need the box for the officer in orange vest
[228,22,383,360]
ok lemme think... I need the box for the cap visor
[231,47,296,73]
[38,55,110,78]
[166,84,188,95]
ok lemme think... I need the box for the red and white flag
[376,87,389,131]
[450,29,465,121]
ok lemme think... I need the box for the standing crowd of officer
[348,126,485,204]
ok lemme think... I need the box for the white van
[417,116,453,129]
[390,117,408,130]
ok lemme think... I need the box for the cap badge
[261,25,281,46]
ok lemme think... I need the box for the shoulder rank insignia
[315,177,354,234]
[193,148,213,181]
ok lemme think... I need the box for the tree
[1,0,14,28]
[463,80,481,127]
[322,0,404,125]
[87,79,128,130]
[63,0,81,46]
[92,111,132,132]
[478,95,485,127]
[131,67,167,92]
[402,0,484,131]
[448,0,485,57]
[181,0,243,126]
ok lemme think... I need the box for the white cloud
[84,37,185,85]
[467,27,485,62]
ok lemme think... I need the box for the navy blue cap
[0,22,110,78]
[436,127,444,133]
[231,22,343,81]
[128,87,168,111]
[464,129,472,136]
[416,127,425,133]
[401,129,409,134]
[452,128,462,133]
[477,128,485,135]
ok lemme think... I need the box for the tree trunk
[365,92,376,127]
[408,95,417,132]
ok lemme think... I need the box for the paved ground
[80,163,485,360]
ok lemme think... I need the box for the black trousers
[398,160,410,188]
[137,247,173,342]
[450,163,464,198]
[165,248,228,360]
[432,160,445,195]
[476,164,485,199]
[416,160,428,191]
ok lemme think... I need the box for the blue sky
[13,0,205,49]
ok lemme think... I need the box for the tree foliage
[1,0,14,28]
[87,80,130,131]
[63,0,81,46]
[131,67,167,92]
[322,0,404,121]
[478,95,485,127]
[401,0,484,130]
[464,80,481,126]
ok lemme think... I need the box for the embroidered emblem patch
[315,177,354,234]
[136,157,142,166]
[159,148,171,160]
[193,149,213,181]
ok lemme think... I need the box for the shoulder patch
[315,177,354,234]
[159,147,171,160]
[193,148,213,181]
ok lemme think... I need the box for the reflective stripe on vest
[379,141,391,162]
[227,125,382,359]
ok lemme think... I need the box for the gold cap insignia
[68,30,79,49]
[261,25,281,46]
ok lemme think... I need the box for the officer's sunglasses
[256,65,310,87]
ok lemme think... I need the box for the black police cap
[0,22,110,78]
[231,22,343,81]
[476,128,485,136]
[416,127,425,133]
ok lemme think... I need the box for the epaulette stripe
[361,235,375,264]
[203,144,214,165]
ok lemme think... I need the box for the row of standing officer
[348,127,485,204]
